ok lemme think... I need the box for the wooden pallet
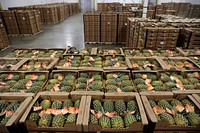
[101,42,117,45]
[85,42,100,44]
[8,34,19,36]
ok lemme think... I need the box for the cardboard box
[141,94,200,131]
[83,93,148,132]
[0,94,33,133]
[19,92,86,132]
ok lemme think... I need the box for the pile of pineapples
[130,59,160,71]
[81,56,102,68]
[28,99,80,127]
[0,100,21,126]
[80,49,91,55]
[105,72,134,92]
[0,73,21,93]
[0,60,19,71]
[58,55,81,67]
[6,49,63,58]
[20,61,50,71]
[160,72,199,90]
[149,99,200,126]
[10,74,46,93]
[98,49,121,55]
[134,73,166,92]
[104,56,126,67]
[89,99,141,128]
[76,72,102,91]
[164,59,196,70]
[45,73,76,92]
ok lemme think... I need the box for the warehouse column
[142,0,149,18]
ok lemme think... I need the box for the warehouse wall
[0,0,79,10]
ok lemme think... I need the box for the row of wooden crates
[1,92,200,133]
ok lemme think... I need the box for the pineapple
[0,117,11,125]
[66,114,76,123]
[160,112,175,125]
[29,112,39,123]
[174,114,188,126]
[93,100,103,112]
[51,100,62,109]
[158,100,173,110]
[171,99,182,107]
[149,100,157,108]
[103,100,114,112]
[187,112,200,126]
[52,114,65,127]
[38,114,52,127]
[99,116,111,128]
[111,116,124,128]
[124,114,137,127]
[115,100,126,115]
[74,100,80,108]
[40,100,51,110]
[63,99,73,108]
[89,114,98,124]
[127,100,137,112]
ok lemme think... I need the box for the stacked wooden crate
[1,10,20,35]
[101,12,118,43]
[187,4,200,18]
[84,11,100,43]
[15,10,38,35]
[0,24,9,50]
[117,12,134,43]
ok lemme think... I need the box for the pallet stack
[117,12,134,43]
[1,10,20,35]
[101,12,118,43]
[0,24,9,50]
[180,28,200,48]
[15,10,39,35]
[187,4,200,18]
[84,11,100,43]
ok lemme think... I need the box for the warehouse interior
[0,0,200,133]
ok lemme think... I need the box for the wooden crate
[1,71,49,96]
[104,70,136,93]
[13,58,58,71]
[42,70,77,92]
[0,94,33,133]
[19,92,86,132]
[141,94,200,131]
[83,93,148,132]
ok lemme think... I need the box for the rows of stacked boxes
[84,11,100,43]
[1,10,42,35]
[101,12,117,43]
[0,24,9,50]
[117,12,134,43]
[0,11,20,35]
[83,12,134,44]
[126,17,200,48]
[15,11,38,35]
[147,2,199,19]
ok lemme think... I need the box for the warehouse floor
[7,12,124,51]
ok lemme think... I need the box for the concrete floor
[7,12,124,51]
